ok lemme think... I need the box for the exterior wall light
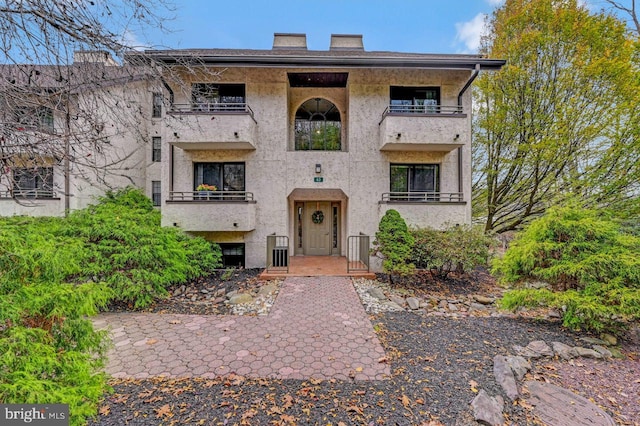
[234,132,239,138]
[315,164,322,174]
[454,134,460,140]
[396,133,402,139]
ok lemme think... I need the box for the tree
[0,1,218,212]
[604,0,640,34]
[472,0,640,233]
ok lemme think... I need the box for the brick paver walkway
[93,276,390,381]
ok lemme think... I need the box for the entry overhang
[288,188,348,201]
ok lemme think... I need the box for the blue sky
[132,0,506,54]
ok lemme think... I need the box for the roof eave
[133,53,505,70]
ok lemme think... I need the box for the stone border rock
[469,337,620,425]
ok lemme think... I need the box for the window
[390,87,440,113]
[15,106,54,132]
[219,243,245,268]
[390,164,439,201]
[152,181,161,206]
[152,137,161,162]
[295,98,341,151]
[12,167,54,197]
[152,93,163,118]
[194,162,245,192]
[191,83,245,111]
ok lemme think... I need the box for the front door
[304,201,331,255]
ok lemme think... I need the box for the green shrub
[493,206,640,290]
[0,187,222,425]
[495,206,640,334]
[65,187,222,308]
[411,224,493,278]
[372,210,415,279]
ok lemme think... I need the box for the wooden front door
[304,201,331,255]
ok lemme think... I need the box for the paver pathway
[93,276,390,381]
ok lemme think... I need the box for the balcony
[379,192,467,229]
[165,103,257,150]
[162,191,256,232]
[379,105,467,152]
[0,190,63,216]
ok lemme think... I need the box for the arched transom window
[294,98,341,151]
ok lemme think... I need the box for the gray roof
[130,48,505,70]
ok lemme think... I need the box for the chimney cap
[273,33,307,50]
[330,34,364,51]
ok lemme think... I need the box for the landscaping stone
[469,302,487,311]
[389,295,406,307]
[258,283,278,296]
[473,295,494,305]
[366,287,386,300]
[448,303,459,312]
[406,297,420,310]
[505,355,531,381]
[574,347,603,359]
[592,345,612,359]
[228,294,254,305]
[579,337,608,346]
[471,390,504,426]
[525,381,616,426]
[525,340,554,357]
[493,355,519,400]
[600,333,617,346]
[551,341,577,360]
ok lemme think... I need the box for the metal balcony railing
[168,191,254,202]
[380,104,464,124]
[0,189,58,199]
[381,192,464,202]
[168,102,255,117]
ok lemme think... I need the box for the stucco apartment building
[0,34,504,271]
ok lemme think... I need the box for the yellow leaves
[346,405,364,415]
[469,380,479,393]
[146,338,158,345]
[98,405,110,416]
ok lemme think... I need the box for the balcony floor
[259,256,375,280]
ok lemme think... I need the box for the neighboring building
[0,34,504,270]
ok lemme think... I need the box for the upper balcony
[165,103,257,150]
[379,105,468,152]
[162,190,256,232]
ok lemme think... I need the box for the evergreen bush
[0,187,222,425]
[494,206,640,334]
[372,210,415,280]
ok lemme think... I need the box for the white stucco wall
[160,66,474,269]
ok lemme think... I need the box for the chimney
[273,33,307,50]
[330,34,364,51]
[73,50,119,66]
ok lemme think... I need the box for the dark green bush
[0,187,222,425]
[411,224,493,278]
[495,206,640,334]
[372,209,415,279]
[65,187,222,308]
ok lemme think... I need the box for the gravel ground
[92,314,591,425]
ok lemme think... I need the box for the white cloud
[120,30,149,51]
[486,0,504,5]
[455,13,488,53]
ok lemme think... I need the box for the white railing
[381,192,464,202]
[0,189,58,199]
[168,191,254,202]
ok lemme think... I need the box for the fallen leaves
[155,404,173,419]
